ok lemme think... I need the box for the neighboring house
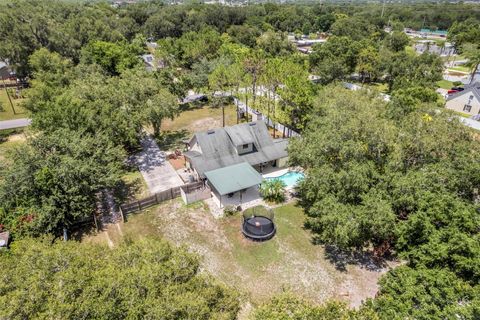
[184,121,289,207]
[0,61,10,80]
[0,231,10,250]
[446,82,480,116]
[141,54,165,72]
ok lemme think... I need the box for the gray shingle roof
[446,82,480,102]
[186,121,288,177]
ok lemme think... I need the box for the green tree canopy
[252,292,379,320]
[0,130,125,237]
[81,40,144,76]
[369,266,480,319]
[289,87,480,266]
[0,237,240,319]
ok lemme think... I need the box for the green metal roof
[204,162,263,196]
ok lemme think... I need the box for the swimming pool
[265,171,304,188]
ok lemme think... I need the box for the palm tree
[259,179,286,203]
[462,43,480,84]
[242,50,265,118]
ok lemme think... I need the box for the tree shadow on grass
[156,129,189,150]
[114,172,145,204]
[322,244,390,272]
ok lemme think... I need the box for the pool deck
[205,167,302,218]
[262,167,290,179]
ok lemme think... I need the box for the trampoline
[242,206,276,241]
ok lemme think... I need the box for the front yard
[82,199,393,311]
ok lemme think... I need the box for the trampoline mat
[243,216,275,236]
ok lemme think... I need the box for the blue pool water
[266,171,304,188]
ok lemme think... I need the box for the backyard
[0,88,26,121]
[82,199,395,314]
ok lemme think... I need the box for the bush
[224,205,239,216]
[260,179,286,203]
[452,81,463,87]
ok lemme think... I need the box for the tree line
[0,0,480,319]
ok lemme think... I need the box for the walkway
[136,135,184,195]
[0,118,31,130]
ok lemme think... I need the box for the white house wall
[446,93,480,116]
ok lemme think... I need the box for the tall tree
[209,62,234,127]
[355,46,380,83]
[242,49,265,121]
[0,130,125,237]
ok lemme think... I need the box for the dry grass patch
[162,104,238,133]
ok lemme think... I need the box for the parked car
[451,87,464,91]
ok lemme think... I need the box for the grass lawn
[365,82,389,93]
[449,110,471,119]
[163,104,238,133]
[156,104,239,150]
[117,169,149,201]
[447,66,471,73]
[0,130,26,164]
[81,199,393,310]
[437,79,454,90]
[405,45,416,55]
[0,89,27,121]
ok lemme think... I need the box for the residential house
[446,82,480,116]
[184,121,289,207]
[141,54,165,72]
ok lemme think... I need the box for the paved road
[459,117,480,131]
[0,118,31,130]
[136,135,184,194]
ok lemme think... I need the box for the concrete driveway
[136,135,184,194]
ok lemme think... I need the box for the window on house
[242,144,249,149]
[469,95,474,100]
[464,104,472,112]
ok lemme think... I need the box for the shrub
[260,179,286,203]
[224,205,239,216]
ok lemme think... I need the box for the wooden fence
[119,181,205,218]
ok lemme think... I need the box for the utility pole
[2,79,16,115]
[381,0,386,18]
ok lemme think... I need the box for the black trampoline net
[243,216,275,237]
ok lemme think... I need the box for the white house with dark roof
[184,121,289,208]
[446,82,480,116]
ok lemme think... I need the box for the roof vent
[207,129,215,134]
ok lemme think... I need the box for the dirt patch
[6,133,26,142]
[189,117,223,132]
[168,155,186,170]
[162,105,238,135]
